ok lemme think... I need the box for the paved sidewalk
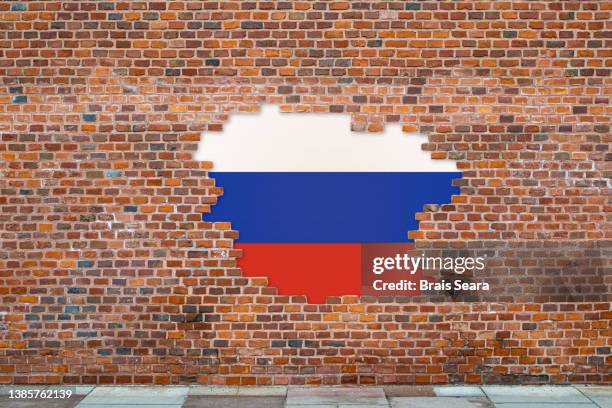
[0,385,610,408]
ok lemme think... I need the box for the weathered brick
[10,3,26,11]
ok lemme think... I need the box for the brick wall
[0,1,610,385]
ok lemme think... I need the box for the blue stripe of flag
[204,172,460,243]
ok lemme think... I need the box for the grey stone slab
[79,398,185,405]
[285,405,337,408]
[287,386,387,405]
[83,386,189,397]
[78,405,183,408]
[576,386,612,393]
[189,386,238,396]
[434,386,485,397]
[384,385,434,397]
[493,404,596,408]
[237,385,287,396]
[183,396,285,408]
[78,386,189,406]
[576,386,612,408]
[338,404,389,408]
[482,386,591,404]
[589,395,612,407]
[288,387,386,398]
[0,395,85,408]
[391,397,492,408]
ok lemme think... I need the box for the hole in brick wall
[195,105,457,172]
[195,105,461,303]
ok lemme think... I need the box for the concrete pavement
[0,385,609,408]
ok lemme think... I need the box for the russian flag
[198,107,460,302]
